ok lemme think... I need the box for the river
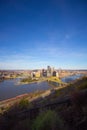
[0,79,51,101]
[61,74,83,83]
[0,74,83,101]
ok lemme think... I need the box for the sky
[0,0,87,70]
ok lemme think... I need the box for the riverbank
[0,81,65,110]
[0,81,68,110]
[0,89,51,110]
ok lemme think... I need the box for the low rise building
[35,71,41,78]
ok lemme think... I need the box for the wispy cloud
[0,43,87,69]
[38,46,87,58]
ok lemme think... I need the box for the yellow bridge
[47,76,64,85]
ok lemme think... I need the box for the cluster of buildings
[1,66,85,81]
[0,66,59,81]
[42,66,59,77]
[31,66,59,78]
[0,70,28,80]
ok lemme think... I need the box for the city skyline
[0,0,87,70]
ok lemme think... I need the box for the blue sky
[0,0,87,70]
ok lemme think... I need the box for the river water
[0,79,51,101]
[61,74,83,83]
[0,74,83,101]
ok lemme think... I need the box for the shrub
[19,98,29,109]
[77,82,87,90]
[32,110,64,130]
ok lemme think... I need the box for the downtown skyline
[0,0,87,70]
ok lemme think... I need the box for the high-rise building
[47,66,51,77]
[51,67,54,76]
[42,69,47,77]
[53,71,59,77]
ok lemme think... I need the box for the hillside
[0,77,87,130]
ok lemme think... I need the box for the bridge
[47,76,66,86]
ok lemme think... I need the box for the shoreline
[0,81,66,106]
[0,75,84,108]
[0,89,51,109]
